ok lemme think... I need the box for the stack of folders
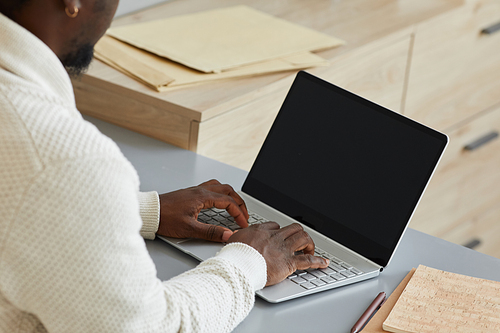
[94,6,345,92]
[362,265,500,333]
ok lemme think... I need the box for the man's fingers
[191,222,233,242]
[197,181,248,219]
[277,223,306,240]
[284,229,316,254]
[203,183,249,220]
[214,184,248,218]
[205,192,249,228]
[293,254,330,271]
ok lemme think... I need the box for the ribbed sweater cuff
[138,191,160,239]
[216,243,267,291]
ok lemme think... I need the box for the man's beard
[60,43,94,78]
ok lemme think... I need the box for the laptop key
[341,270,356,278]
[301,273,316,281]
[319,267,335,275]
[331,273,346,280]
[321,276,336,284]
[330,256,343,265]
[301,282,316,290]
[213,215,227,222]
[314,250,325,257]
[330,263,345,272]
[198,215,211,222]
[311,279,326,287]
[310,270,326,278]
[204,210,217,216]
[351,267,363,275]
[341,263,353,269]
[329,263,346,272]
[322,253,334,260]
[290,276,307,284]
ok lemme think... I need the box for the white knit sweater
[0,13,266,333]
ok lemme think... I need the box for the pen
[350,291,386,333]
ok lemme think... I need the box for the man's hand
[157,179,249,242]
[227,222,329,286]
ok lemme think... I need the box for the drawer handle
[463,239,481,250]
[481,21,500,35]
[463,131,499,151]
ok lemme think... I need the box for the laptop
[159,71,448,303]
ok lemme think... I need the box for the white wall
[115,0,170,17]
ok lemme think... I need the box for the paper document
[107,5,344,73]
[94,35,329,92]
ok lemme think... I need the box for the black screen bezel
[242,71,448,267]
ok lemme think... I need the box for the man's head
[0,0,119,76]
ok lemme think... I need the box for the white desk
[86,115,500,333]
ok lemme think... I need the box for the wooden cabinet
[410,104,500,240]
[404,0,500,131]
[442,202,500,259]
[405,0,500,257]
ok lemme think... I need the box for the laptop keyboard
[289,249,363,290]
[198,208,269,230]
[198,208,364,290]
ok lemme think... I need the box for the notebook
[383,265,500,333]
[159,71,448,303]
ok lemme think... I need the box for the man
[0,0,329,332]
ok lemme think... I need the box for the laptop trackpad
[179,239,224,261]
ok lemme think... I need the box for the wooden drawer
[312,33,411,113]
[196,35,411,170]
[74,80,193,149]
[442,203,500,258]
[410,103,500,237]
[405,0,500,130]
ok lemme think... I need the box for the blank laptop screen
[242,71,447,267]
